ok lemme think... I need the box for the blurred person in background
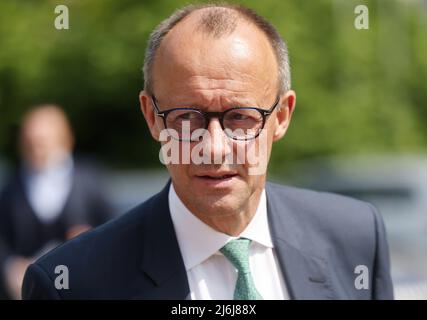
[0,104,114,299]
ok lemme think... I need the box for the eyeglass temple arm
[150,95,165,117]
[264,96,281,115]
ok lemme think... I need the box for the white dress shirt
[169,183,290,300]
[24,156,74,224]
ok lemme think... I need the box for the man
[22,4,393,299]
[0,105,114,299]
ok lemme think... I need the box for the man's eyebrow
[195,99,260,110]
[156,95,259,110]
[224,98,258,107]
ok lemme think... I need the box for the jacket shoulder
[266,181,381,248]
[267,181,379,221]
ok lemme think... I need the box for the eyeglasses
[151,95,280,141]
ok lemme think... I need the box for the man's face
[140,13,295,221]
[20,108,73,170]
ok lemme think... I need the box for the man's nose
[204,117,233,163]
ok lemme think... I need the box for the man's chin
[200,198,244,217]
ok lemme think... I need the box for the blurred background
[0,0,426,299]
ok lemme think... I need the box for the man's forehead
[154,14,277,83]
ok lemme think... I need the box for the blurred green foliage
[0,0,426,173]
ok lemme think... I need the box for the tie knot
[220,238,252,274]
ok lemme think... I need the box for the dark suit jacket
[21,181,394,299]
[0,162,114,299]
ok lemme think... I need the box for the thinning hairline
[145,5,285,95]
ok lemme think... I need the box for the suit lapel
[137,180,190,299]
[266,183,336,299]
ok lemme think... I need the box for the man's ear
[273,90,296,142]
[139,90,161,141]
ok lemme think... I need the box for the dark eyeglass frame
[150,95,281,141]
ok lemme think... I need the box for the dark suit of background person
[0,105,114,299]
[22,4,394,300]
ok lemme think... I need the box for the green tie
[220,238,263,300]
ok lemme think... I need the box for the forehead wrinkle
[187,76,251,92]
[158,75,276,111]
[162,89,254,110]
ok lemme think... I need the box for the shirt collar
[169,183,273,271]
[23,154,74,178]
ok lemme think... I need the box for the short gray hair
[142,3,291,95]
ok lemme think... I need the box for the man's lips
[195,172,238,180]
[194,172,239,189]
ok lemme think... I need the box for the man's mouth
[198,174,237,180]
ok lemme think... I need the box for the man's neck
[174,186,264,236]
[201,210,257,236]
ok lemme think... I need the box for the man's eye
[177,112,198,120]
[230,113,249,121]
